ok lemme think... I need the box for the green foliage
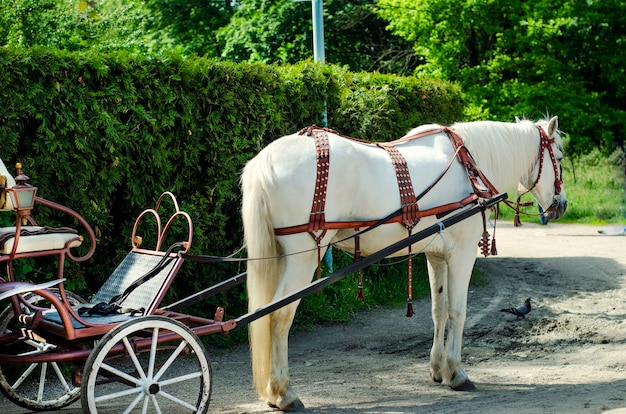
[0,48,463,323]
[557,150,625,224]
[499,151,626,225]
[217,0,419,74]
[0,0,420,75]
[296,251,430,330]
[375,0,626,156]
[3,0,625,158]
[331,71,463,139]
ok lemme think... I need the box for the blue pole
[295,0,327,126]
[311,0,325,63]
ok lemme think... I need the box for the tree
[0,0,418,74]
[217,0,421,74]
[0,0,233,56]
[375,0,626,155]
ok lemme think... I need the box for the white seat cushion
[0,226,82,254]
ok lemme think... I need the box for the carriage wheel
[81,315,211,414]
[0,289,87,411]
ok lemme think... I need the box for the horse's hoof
[278,398,305,412]
[451,379,476,391]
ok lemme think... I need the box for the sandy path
[210,221,626,414]
[2,221,626,413]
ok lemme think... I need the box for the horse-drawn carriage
[0,117,566,412]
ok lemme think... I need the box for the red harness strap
[308,129,330,234]
[277,126,500,239]
[278,126,500,310]
[443,127,499,198]
[378,143,420,229]
[376,142,421,316]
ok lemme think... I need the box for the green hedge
[0,47,463,319]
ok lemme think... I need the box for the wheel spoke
[37,362,47,402]
[10,363,37,389]
[122,336,147,381]
[153,340,188,382]
[120,392,144,414]
[159,371,202,387]
[147,327,159,379]
[51,362,73,392]
[99,362,143,386]
[94,383,142,403]
[157,390,198,412]
[141,395,150,414]
[149,394,162,414]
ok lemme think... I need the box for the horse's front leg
[440,245,477,391]
[425,252,448,384]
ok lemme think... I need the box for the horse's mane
[449,119,560,193]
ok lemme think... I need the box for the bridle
[508,125,563,225]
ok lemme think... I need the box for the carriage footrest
[19,328,47,344]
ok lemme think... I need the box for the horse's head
[518,116,567,220]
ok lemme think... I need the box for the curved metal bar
[161,211,193,253]
[34,196,96,263]
[132,209,162,250]
[131,193,193,253]
[154,191,180,214]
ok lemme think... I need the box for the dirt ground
[3,221,626,413]
[208,221,626,414]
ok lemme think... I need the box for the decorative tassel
[490,237,497,256]
[356,284,364,300]
[356,273,365,300]
[491,206,499,256]
[406,237,414,317]
[513,195,523,227]
[354,233,364,300]
[478,231,491,257]
[406,299,415,317]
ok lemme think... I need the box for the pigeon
[500,297,532,319]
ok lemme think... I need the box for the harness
[275,126,502,316]
[506,126,563,226]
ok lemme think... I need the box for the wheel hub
[148,383,160,395]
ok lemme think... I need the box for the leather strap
[308,129,330,233]
[443,127,498,198]
[378,143,419,229]
[275,126,496,236]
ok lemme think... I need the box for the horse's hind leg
[265,248,320,411]
[267,301,305,411]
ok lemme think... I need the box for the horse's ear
[515,116,522,123]
[547,116,559,136]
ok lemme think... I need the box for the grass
[296,254,430,330]
[499,149,626,225]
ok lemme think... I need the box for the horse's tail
[241,153,283,400]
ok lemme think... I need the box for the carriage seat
[0,226,82,255]
[0,158,83,256]
[42,250,180,329]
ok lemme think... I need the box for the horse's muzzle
[545,197,567,220]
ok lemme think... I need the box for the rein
[274,126,498,236]
[271,126,501,317]
[503,126,563,226]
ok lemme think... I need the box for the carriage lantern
[8,163,38,219]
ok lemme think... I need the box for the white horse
[241,117,567,411]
